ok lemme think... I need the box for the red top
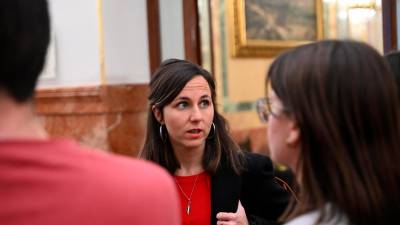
[175,171,211,225]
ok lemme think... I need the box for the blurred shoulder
[284,206,348,225]
[77,145,174,186]
[44,140,174,190]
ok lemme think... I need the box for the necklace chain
[175,174,200,215]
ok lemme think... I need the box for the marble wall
[35,84,148,157]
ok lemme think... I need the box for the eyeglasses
[256,98,273,123]
[256,97,287,123]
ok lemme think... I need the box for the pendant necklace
[175,174,200,215]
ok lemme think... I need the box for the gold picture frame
[230,0,323,58]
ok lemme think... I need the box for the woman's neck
[175,164,204,176]
[173,145,205,176]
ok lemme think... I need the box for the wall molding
[36,84,149,115]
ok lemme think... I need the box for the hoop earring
[159,124,166,142]
[207,122,216,139]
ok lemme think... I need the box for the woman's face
[156,76,214,152]
[267,89,300,172]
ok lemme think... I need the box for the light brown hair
[268,40,400,225]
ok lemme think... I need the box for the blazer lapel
[210,164,242,225]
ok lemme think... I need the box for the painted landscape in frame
[230,0,323,57]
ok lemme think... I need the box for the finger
[237,200,243,213]
[236,200,249,225]
[216,212,237,221]
[217,221,235,225]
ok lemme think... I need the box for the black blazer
[211,152,289,225]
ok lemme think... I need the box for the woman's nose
[189,106,202,121]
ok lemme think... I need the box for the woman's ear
[286,120,300,147]
[286,120,301,174]
[152,105,164,124]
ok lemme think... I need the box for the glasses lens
[256,98,268,123]
[266,98,274,116]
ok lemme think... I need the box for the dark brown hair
[0,0,50,102]
[268,40,400,225]
[140,59,243,175]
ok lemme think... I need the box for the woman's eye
[199,100,211,108]
[177,102,188,109]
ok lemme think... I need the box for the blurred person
[0,1,180,225]
[263,40,400,225]
[140,59,289,225]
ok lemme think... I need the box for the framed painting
[230,0,323,58]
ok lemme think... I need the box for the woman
[140,59,288,225]
[263,40,400,225]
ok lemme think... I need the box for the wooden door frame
[182,0,215,75]
[147,0,161,75]
[183,0,202,65]
[148,0,214,74]
[382,0,397,53]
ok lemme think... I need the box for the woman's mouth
[188,129,201,134]
[186,129,203,138]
